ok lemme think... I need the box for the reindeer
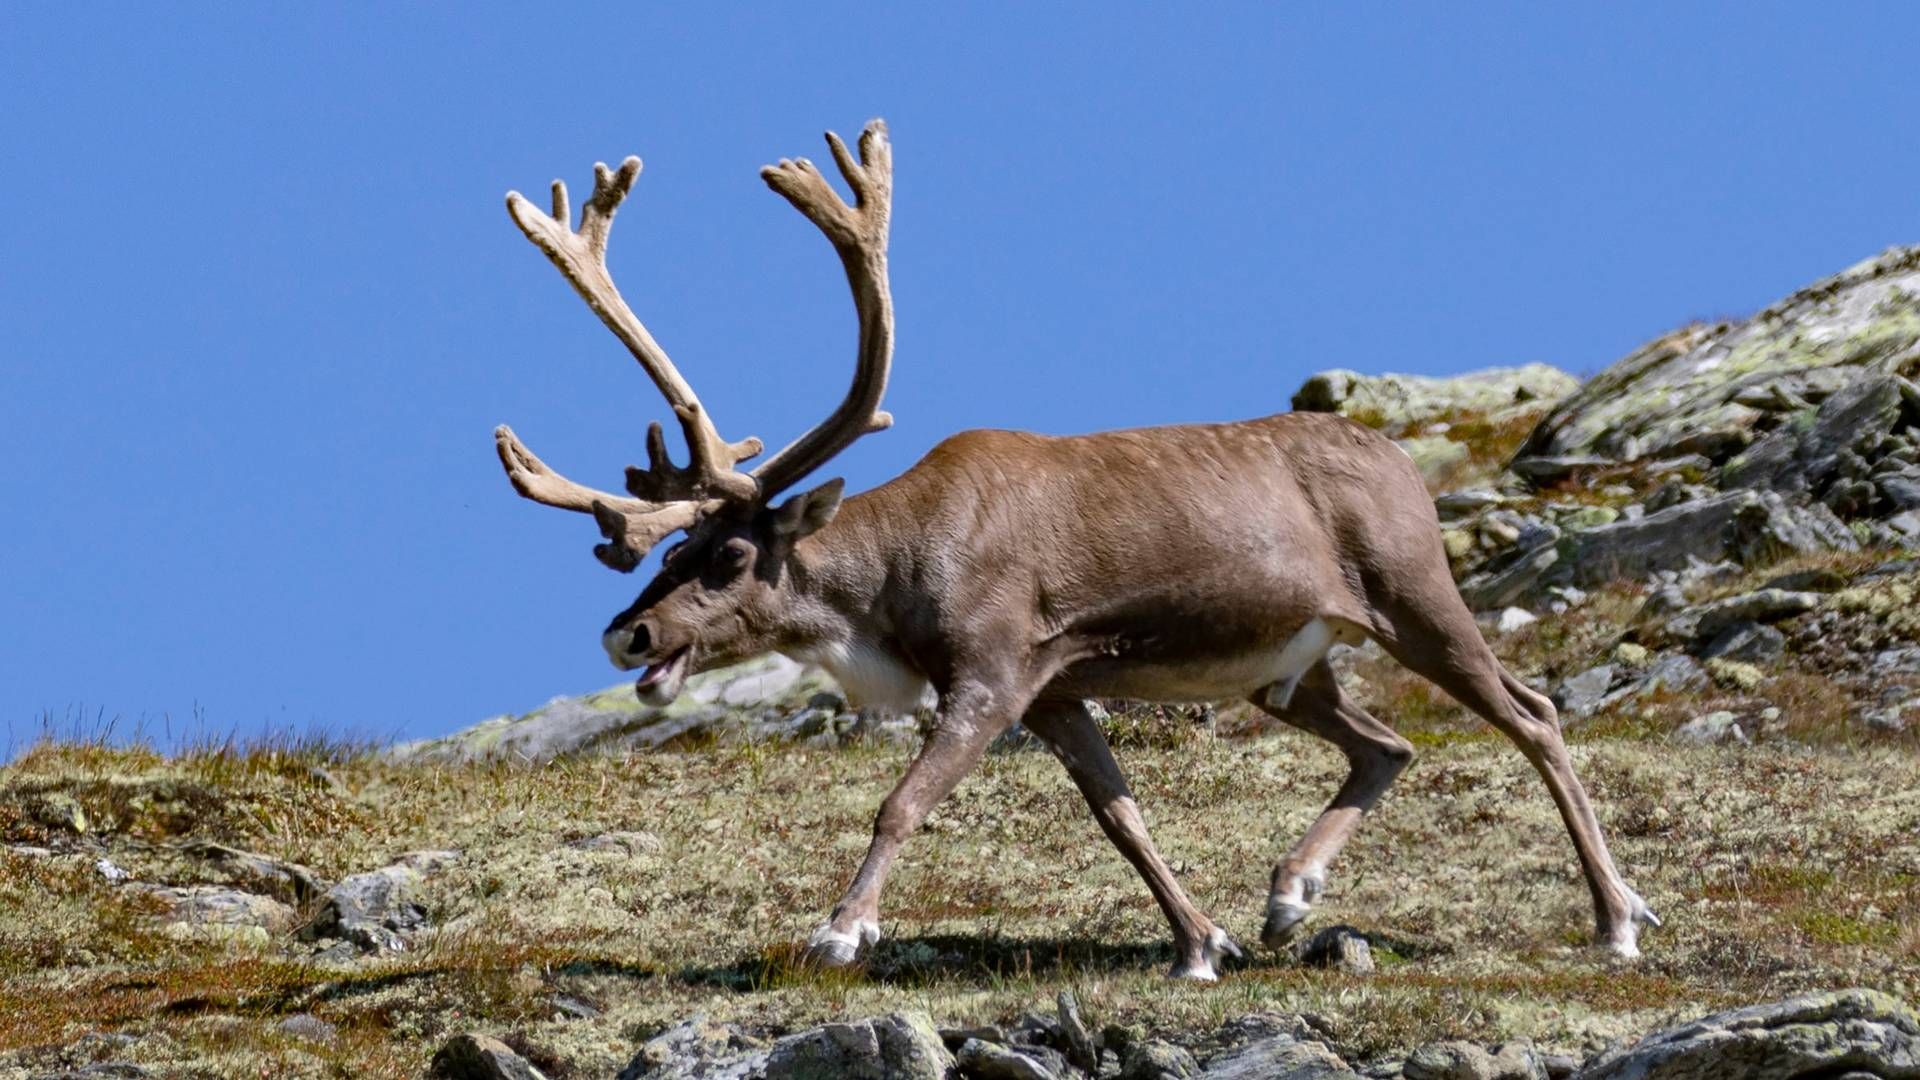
[491,120,1660,980]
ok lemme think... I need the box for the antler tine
[505,157,762,505]
[494,425,704,572]
[751,119,897,501]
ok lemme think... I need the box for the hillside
[5,248,1920,1078]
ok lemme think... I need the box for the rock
[1660,589,1819,644]
[761,1012,953,1080]
[956,1038,1062,1080]
[548,993,601,1021]
[1553,664,1616,719]
[618,1016,767,1080]
[1509,455,1614,486]
[1517,247,1920,467]
[1697,621,1786,663]
[430,1033,548,1080]
[299,850,458,954]
[29,792,89,834]
[1637,654,1709,696]
[1291,365,1578,431]
[142,885,296,934]
[1570,988,1920,1079]
[1292,925,1375,974]
[94,858,130,883]
[1434,490,1507,519]
[1458,545,1560,611]
[1121,1040,1201,1080]
[388,654,860,765]
[1673,712,1749,745]
[1404,1040,1545,1080]
[1056,992,1100,1075]
[1493,607,1537,634]
[1201,1033,1359,1079]
[276,1013,339,1044]
[568,831,663,856]
[1562,493,1850,592]
[181,840,324,905]
[1398,436,1472,487]
[28,1066,152,1079]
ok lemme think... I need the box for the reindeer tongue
[634,647,691,706]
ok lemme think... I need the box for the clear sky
[4,5,1917,752]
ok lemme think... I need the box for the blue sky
[3,6,1917,751]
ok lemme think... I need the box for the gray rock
[1509,455,1614,486]
[1201,1033,1358,1079]
[430,1033,548,1080]
[761,1012,954,1080]
[1637,654,1709,696]
[1056,992,1100,1075]
[1553,664,1616,719]
[1434,490,1507,519]
[1458,545,1561,611]
[1292,925,1375,974]
[389,654,858,765]
[1404,1040,1545,1080]
[1673,711,1749,745]
[1570,988,1920,1079]
[181,840,324,905]
[1518,247,1920,468]
[1697,621,1786,663]
[1121,1040,1201,1080]
[1291,365,1578,431]
[141,884,296,935]
[28,1067,152,1079]
[1562,492,1850,592]
[299,850,458,954]
[618,1017,768,1080]
[276,1013,339,1044]
[957,1038,1063,1080]
[1660,589,1819,644]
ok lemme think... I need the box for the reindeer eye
[720,539,753,568]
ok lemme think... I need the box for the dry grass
[2,724,1915,1078]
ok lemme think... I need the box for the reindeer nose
[602,621,652,670]
[624,622,652,656]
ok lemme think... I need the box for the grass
[2,722,1916,1078]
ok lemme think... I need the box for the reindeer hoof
[1602,890,1661,959]
[804,919,879,968]
[1167,927,1241,982]
[1262,900,1312,949]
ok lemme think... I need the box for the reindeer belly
[1053,616,1368,704]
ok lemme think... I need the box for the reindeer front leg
[807,679,1025,966]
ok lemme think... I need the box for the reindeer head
[494,121,895,704]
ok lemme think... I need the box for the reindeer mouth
[634,646,692,705]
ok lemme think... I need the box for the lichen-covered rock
[1292,924,1375,974]
[388,655,885,765]
[430,1033,548,1080]
[1292,365,1579,430]
[1121,1040,1201,1080]
[298,849,458,954]
[617,1017,767,1080]
[761,1012,953,1080]
[1516,247,1920,469]
[1570,988,1920,1079]
[141,884,295,937]
[1200,1032,1358,1078]
[956,1037,1063,1079]
[1403,1039,1545,1080]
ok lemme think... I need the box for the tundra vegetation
[7,244,1920,1076]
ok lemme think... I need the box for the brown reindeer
[492,120,1659,979]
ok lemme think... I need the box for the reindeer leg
[805,679,1023,967]
[1250,660,1414,947]
[1024,699,1241,981]
[1375,595,1658,957]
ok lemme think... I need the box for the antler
[752,120,896,500]
[494,120,897,566]
[496,154,767,568]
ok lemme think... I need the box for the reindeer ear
[771,478,845,540]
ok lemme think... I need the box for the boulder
[1292,925,1375,974]
[1404,1039,1546,1080]
[761,1012,953,1080]
[956,1038,1063,1079]
[1516,247,1920,468]
[430,1034,548,1080]
[1571,988,1920,1079]
[299,849,458,954]
[1121,1040,1201,1080]
[1200,1032,1358,1078]
[388,655,871,765]
[1291,364,1578,431]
